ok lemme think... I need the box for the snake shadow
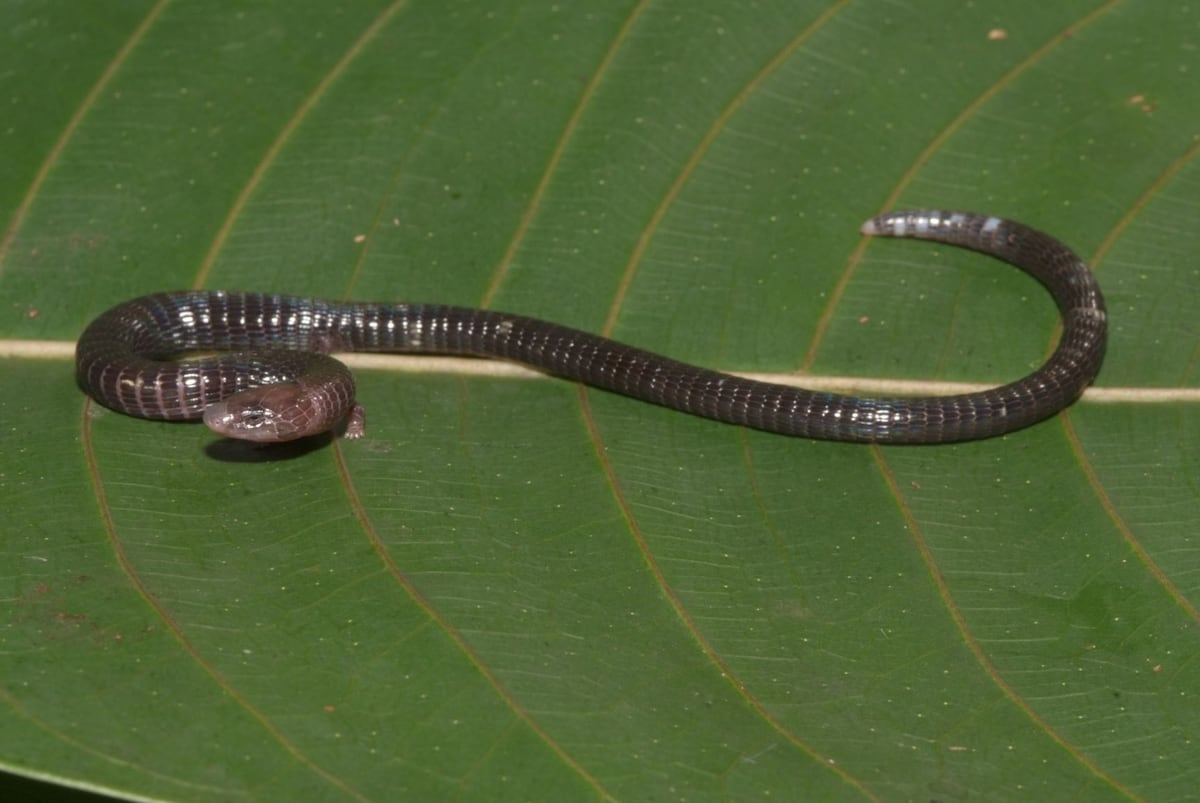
[203,432,334,462]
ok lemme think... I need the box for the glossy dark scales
[75,210,1106,443]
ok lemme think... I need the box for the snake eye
[238,407,269,428]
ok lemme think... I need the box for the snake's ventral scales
[75,210,1107,444]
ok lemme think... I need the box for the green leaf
[3,1,1196,800]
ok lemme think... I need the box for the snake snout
[202,383,313,443]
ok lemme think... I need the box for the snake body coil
[75,210,1107,444]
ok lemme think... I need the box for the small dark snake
[75,210,1107,444]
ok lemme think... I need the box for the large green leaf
[3,1,1197,800]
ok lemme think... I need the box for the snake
[75,210,1107,444]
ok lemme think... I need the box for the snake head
[203,382,317,443]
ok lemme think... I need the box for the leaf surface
[2,1,1197,800]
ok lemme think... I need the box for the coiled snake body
[75,210,1107,444]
